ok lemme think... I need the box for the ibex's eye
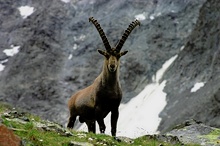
[105,55,110,59]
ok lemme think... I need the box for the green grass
[134,136,168,146]
[0,102,12,113]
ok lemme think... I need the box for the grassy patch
[134,136,165,146]
[0,102,12,113]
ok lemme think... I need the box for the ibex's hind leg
[97,118,106,133]
[67,115,76,128]
[86,121,96,133]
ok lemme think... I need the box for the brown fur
[67,17,140,136]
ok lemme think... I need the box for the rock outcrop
[166,119,220,146]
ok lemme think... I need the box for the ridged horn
[115,20,140,52]
[89,17,111,52]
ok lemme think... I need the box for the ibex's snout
[109,63,117,72]
[110,64,115,68]
[108,56,118,72]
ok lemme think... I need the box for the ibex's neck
[100,61,120,87]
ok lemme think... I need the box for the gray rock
[166,120,220,146]
[115,136,134,144]
[68,141,93,146]
[141,134,182,145]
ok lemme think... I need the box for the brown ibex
[67,17,140,136]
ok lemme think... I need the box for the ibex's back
[67,17,140,137]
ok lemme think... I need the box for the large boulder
[166,119,220,146]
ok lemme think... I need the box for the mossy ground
[0,102,200,146]
[200,128,220,145]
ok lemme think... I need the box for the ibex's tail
[89,17,112,52]
[115,20,140,52]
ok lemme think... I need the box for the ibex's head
[89,17,140,72]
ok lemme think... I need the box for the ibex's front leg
[97,118,106,133]
[111,109,119,137]
[86,121,96,133]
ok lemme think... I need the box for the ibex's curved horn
[89,17,111,52]
[115,20,140,52]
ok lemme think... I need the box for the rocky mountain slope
[0,0,219,138]
[159,0,220,132]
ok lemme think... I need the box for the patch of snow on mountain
[0,59,8,72]
[3,45,20,57]
[191,82,205,92]
[153,55,178,82]
[18,6,35,19]
[0,64,5,72]
[68,54,73,60]
[150,12,162,20]
[60,0,70,3]
[1,45,20,72]
[73,44,78,50]
[135,13,146,21]
[117,80,167,138]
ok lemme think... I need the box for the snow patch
[18,6,35,19]
[68,54,73,60]
[73,44,78,50]
[1,59,8,64]
[3,45,20,57]
[191,82,205,92]
[180,45,185,51]
[60,0,70,3]
[135,13,146,21]
[152,55,178,82]
[116,80,167,138]
[150,15,155,20]
[74,35,86,41]
[149,12,162,20]
[0,59,8,72]
[1,45,20,71]
[0,64,5,72]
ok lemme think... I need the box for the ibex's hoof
[113,136,121,142]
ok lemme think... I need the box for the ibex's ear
[98,49,109,57]
[119,50,128,57]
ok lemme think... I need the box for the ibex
[67,17,140,136]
